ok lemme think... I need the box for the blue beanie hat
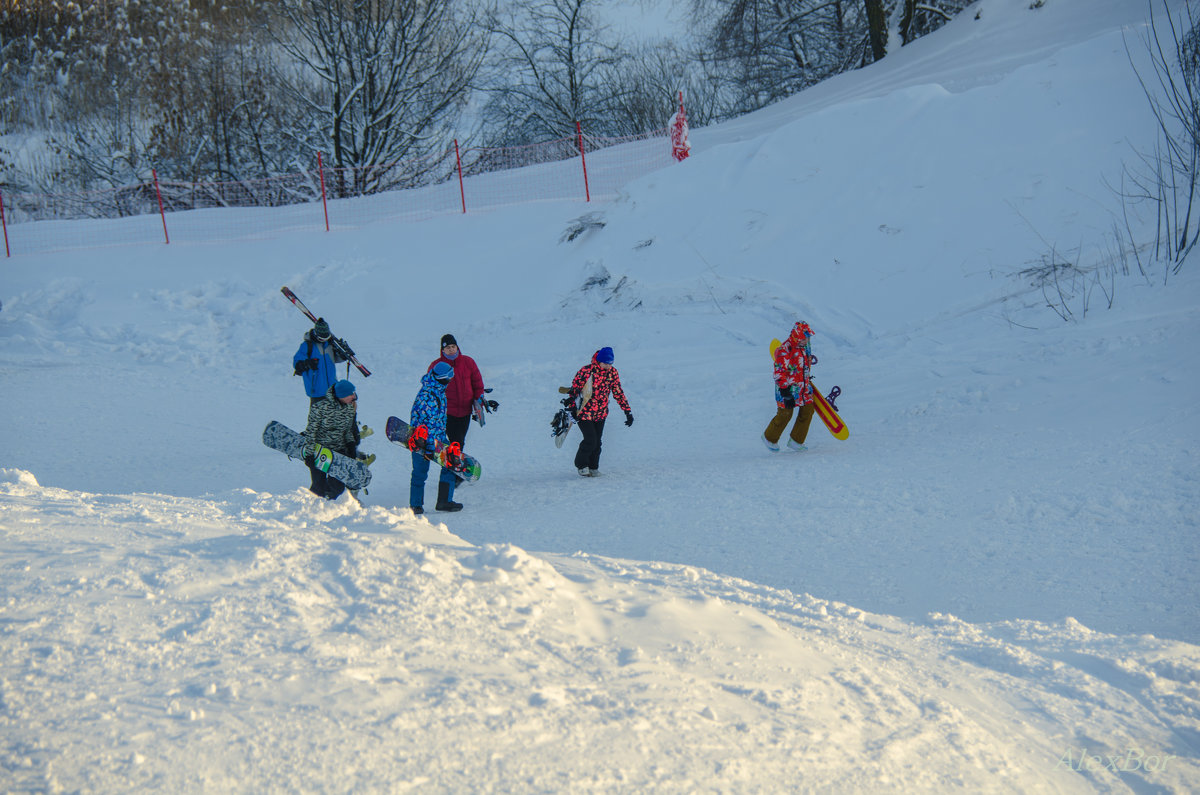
[432,361,454,384]
[334,379,356,398]
[595,346,614,364]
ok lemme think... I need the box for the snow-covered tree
[272,0,489,196]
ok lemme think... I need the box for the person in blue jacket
[293,318,346,404]
[409,361,462,514]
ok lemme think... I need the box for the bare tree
[274,0,489,196]
[696,0,870,116]
[609,42,724,135]
[480,0,626,145]
[864,0,887,63]
[1122,0,1200,271]
[693,0,969,118]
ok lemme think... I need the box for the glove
[624,411,634,427]
[293,358,318,375]
[485,399,499,412]
[561,397,575,408]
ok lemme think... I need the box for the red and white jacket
[773,324,814,407]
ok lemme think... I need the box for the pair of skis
[281,286,371,378]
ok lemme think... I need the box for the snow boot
[786,439,808,452]
[411,505,423,516]
[578,467,591,477]
[435,482,463,512]
[761,433,780,452]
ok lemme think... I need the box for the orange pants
[764,403,815,445]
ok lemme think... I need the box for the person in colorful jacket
[564,346,633,476]
[293,318,347,403]
[763,321,816,452]
[409,361,462,514]
[302,379,361,500]
[427,333,497,451]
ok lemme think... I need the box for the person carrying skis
[293,318,347,404]
[564,346,633,476]
[763,321,816,452]
[409,360,462,514]
[427,333,497,450]
[302,379,361,500]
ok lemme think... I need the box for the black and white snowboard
[262,420,372,490]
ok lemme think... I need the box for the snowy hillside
[1,0,1198,791]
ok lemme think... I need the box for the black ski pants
[308,464,347,501]
[574,418,606,470]
[446,414,471,446]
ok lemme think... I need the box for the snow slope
[1,0,1198,791]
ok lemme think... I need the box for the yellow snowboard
[770,338,849,440]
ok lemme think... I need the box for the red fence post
[0,189,10,257]
[454,139,467,213]
[152,169,169,244]
[317,152,330,231]
[576,121,591,202]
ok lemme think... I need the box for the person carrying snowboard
[409,360,462,514]
[293,318,347,404]
[302,379,361,500]
[564,346,633,476]
[763,321,816,452]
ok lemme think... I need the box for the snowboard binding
[406,424,430,453]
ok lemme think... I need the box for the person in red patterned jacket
[763,321,816,452]
[564,346,633,477]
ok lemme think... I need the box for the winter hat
[594,346,615,364]
[440,334,458,350]
[333,379,356,399]
[432,361,455,384]
[790,322,813,341]
[313,318,332,341]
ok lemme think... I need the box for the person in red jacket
[763,321,816,452]
[427,333,497,452]
[564,346,633,476]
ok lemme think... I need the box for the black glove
[561,396,575,408]
[485,399,499,412]
[293,358,318,375]
[624,411,634,427]
[782,395,796,410]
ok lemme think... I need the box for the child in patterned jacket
[409,361,462,513]
[763,322,816,452]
